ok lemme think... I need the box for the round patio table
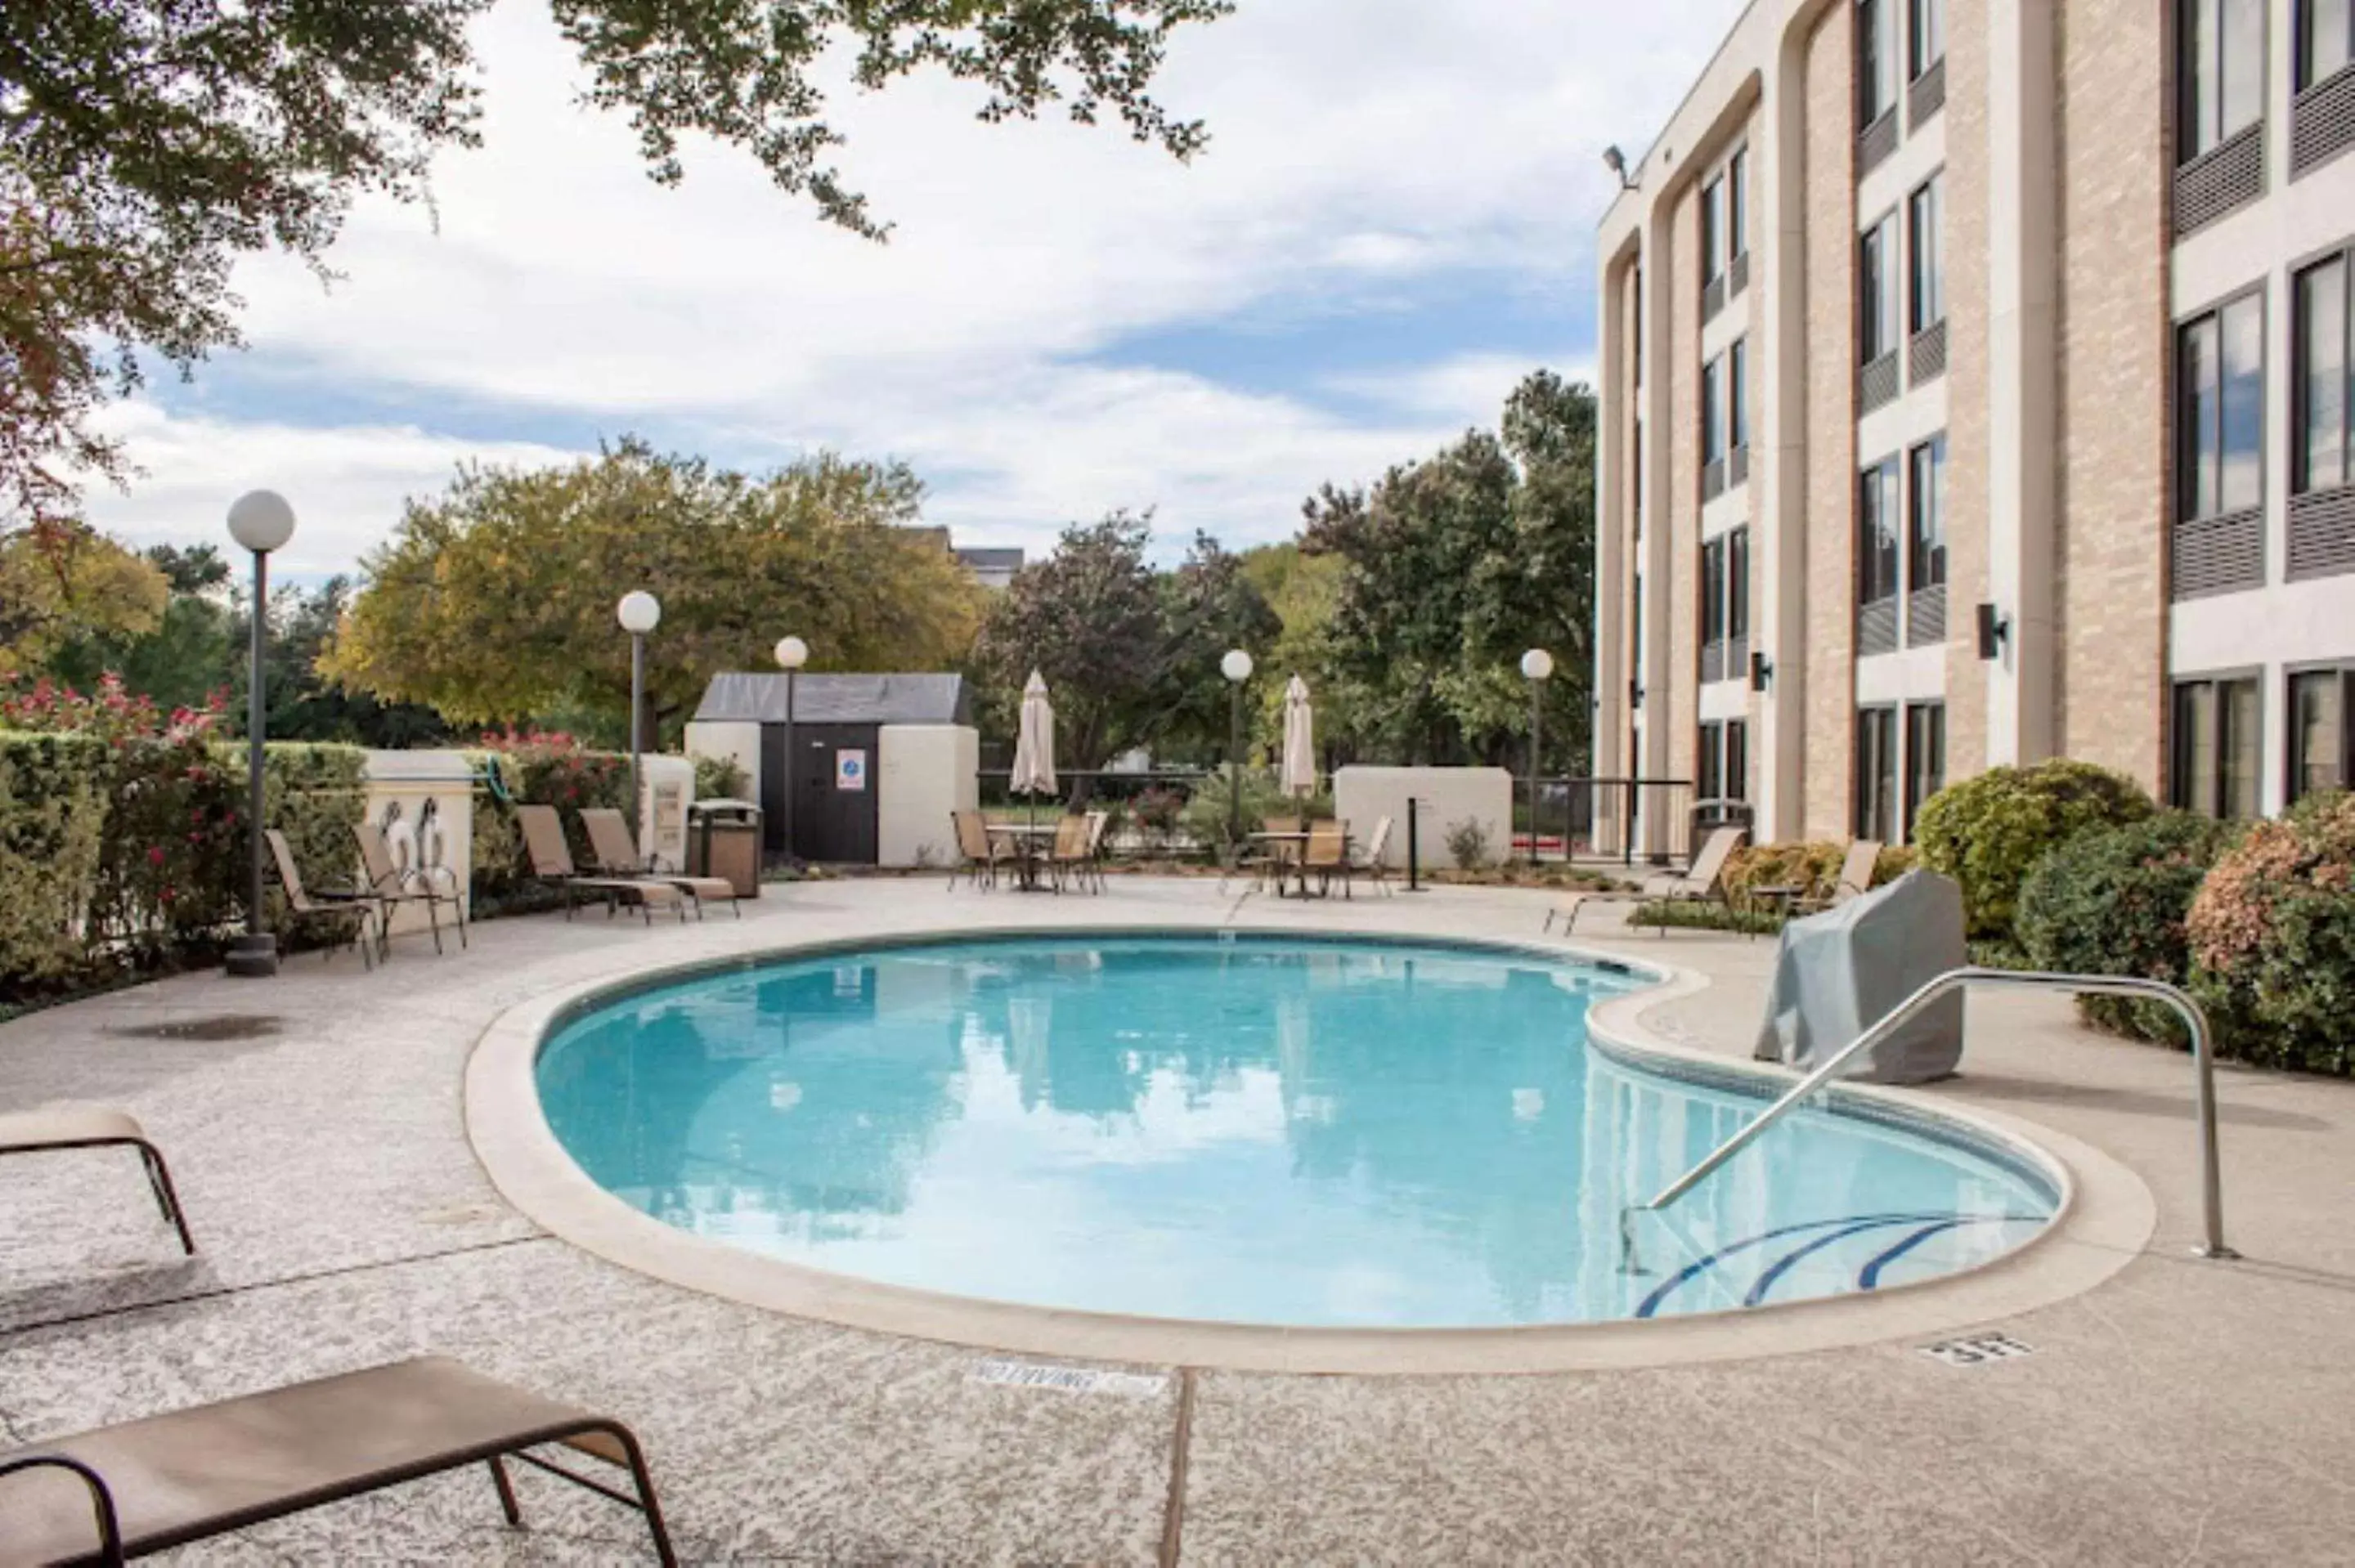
[985,822,1061,892]
[1246,830,1352,898]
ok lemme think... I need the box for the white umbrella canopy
[1010,670,1058,815]
[1280,675,1317,798]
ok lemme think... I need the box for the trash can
[689,799,763,898]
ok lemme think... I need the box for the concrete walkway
[2,878,2351,1564]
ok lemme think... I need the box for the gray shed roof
[693,671,970,726]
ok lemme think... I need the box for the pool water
[536,936,2053,1328]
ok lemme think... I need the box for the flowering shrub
[2188,791,2355,1074]
[2016,812,2230,1043]
[1914,759,2155,939]
[1130,785,1186,840]
[1722,841,1917,905]
[467,729,634,898]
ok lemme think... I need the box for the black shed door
[766,723,880,863]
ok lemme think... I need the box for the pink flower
[147,846,165,867]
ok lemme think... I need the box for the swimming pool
[535,934,2055,1328]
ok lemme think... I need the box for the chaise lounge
[577,808,740,919]
[514,804,686,924]
[0,1106,195,1257]
[0,1355,675,1564]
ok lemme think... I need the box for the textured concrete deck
[2,878,2352,1564]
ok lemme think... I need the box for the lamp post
[617,591,661,843]
[774,635,808,862]
[1521,648,1554,868]
[1221,648,1254,859]
[223,491,297,978]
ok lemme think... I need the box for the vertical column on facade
[1983,0,2059,764]
[1593,247,1631,856]
[1640,202,1677,858]
[1759,34,1810,843]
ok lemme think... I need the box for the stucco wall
[1666,186,1702,795]
[1332,767,1514,872]
[877,725,978,870]
[684,721,764,804]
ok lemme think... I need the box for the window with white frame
[2304,0,2354,87]
[1909,175,1945,334]
[2178,289,2266,522]
[2296,250,2351,495]
[1859,0,1897,126]
[1860,213,1900,364]
[2179,0,2268,162]
[1909,0,1945,78]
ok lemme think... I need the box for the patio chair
[1305,818,1352,898]
[1796,839,1884,915]
[353,819,467,954]
[264,830,379,970]
[0,1106,195,1257]
[1081,809,1111,893]
[1348,816,1396,896]
[949,809,1007,891]
[1545,826,1749,935]
[1229,814,1301,894]
[579,808,739,920]
[514,804,687,925]
[1047,814,1093,894]
[0,1355,675,1565]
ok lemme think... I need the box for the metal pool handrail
[1628,967,2239,1261]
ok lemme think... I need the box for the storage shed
[685,673,975,866]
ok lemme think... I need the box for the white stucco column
[1759,34,1810,842]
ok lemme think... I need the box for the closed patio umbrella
[1280,675,1317,799]
[1010,670,1058,828]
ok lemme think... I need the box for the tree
[0,522,166,680]
[327,440,982,741]
[2,0,1230,532]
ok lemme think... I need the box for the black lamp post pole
[783,666,796,862]
[1228,682,1243,860]
[226,545,277,977]
[1528,677,1543,868]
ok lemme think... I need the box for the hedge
[2188,791,2355,1075]
[1914,759,2155,939]
[2015,811,2230,1044]
[465,733,634,908]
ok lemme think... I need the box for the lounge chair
[1545,826,1749,935]
[264,830,379,970]
[0,1355,675,1564]
[1305,819,1352,898]
[1798,839,1884,914]
[949,810,1006,891]
[0,1106,195,1257]
[579,808,739,919]
[513,804,686,924]
[353,820,467,954]
[1348,817,1395,896]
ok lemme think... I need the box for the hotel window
[1909,436,1947,593]
[2178,289,2266,522]
[2295,253,2350,494]
[1633,268,1644,386]
[1632,417,1644,526]
[2180,0,2268,161]
[1859,0,1897,126]
[2290,667,2353,802]
[1909,0,1945,78]
[2172,677,2262,818]
[2303,0,2353,87]
[1909,176,1945,334]
[1700,535,1728,654]
[1860,213,1899,364]
[1728,338,1749,458]
[1859,459,1901,607]
[1727,149,1749,267]
[1727,526,1751,649]
[1856,707,1899,842]
[1698,719,1749,802]
[1701,177,1725,289]
[1904,702,1945,840]
[1701,354,1725,465]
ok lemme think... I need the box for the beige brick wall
[1802,2,1857,840]
[2054,0,2169,792]
[1942,0,1990,781]
[1613,263,1643,778]
[1666,190,1701,793]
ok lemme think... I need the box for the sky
[78,0,1747,580]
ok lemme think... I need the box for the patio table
[1247,830,1351,899]
[986,822,1061,892]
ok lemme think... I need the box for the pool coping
[462,921,2156,1376]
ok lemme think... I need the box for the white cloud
[77,0,1747,569]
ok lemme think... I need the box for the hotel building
[1591,0,2355,853]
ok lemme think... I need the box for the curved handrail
[1626,967,2237,1262]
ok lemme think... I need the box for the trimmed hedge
[2016,811,2230,1043]
[1914,759,2155,939]
[0,732,110,983]
[2188,791,2355,1075]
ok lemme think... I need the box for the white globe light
[1521,647,1556,682]
[774,635,810,670]
[226,490,296,554]
[1221,649,1255,683]
[617,590,662,634]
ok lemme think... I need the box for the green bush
[0,732,110,983]
[1913,759,2155,939]
[1180,768,1329,857]
[1443,817,1494,870]
[468,730,633,902]
[2188,791,2355,1075]
[693,752,749,801]
[2016,811,2231,1042]
[1722,840,1918,905]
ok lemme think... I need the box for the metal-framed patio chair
[1305,818,1352,898]
[352,820,467,953]
[264,829,380,970]
[0,1105,195,1257]
[579,808,739,919]
[948,810,1006,890]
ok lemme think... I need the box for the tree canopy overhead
[2,0,1231,531]
[327,440,984,739]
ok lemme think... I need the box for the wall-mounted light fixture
[1749,651,1774,692]
[1974,602,2012,662]
[1602,144,1639,191]
[1629,678,1645,710]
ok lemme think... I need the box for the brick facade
[1801,2,1857,840]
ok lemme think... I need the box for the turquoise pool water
[536,935,2054,1328]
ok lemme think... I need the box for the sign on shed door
[836,750,868,791]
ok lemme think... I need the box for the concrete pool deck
[2,877,2353,1562]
